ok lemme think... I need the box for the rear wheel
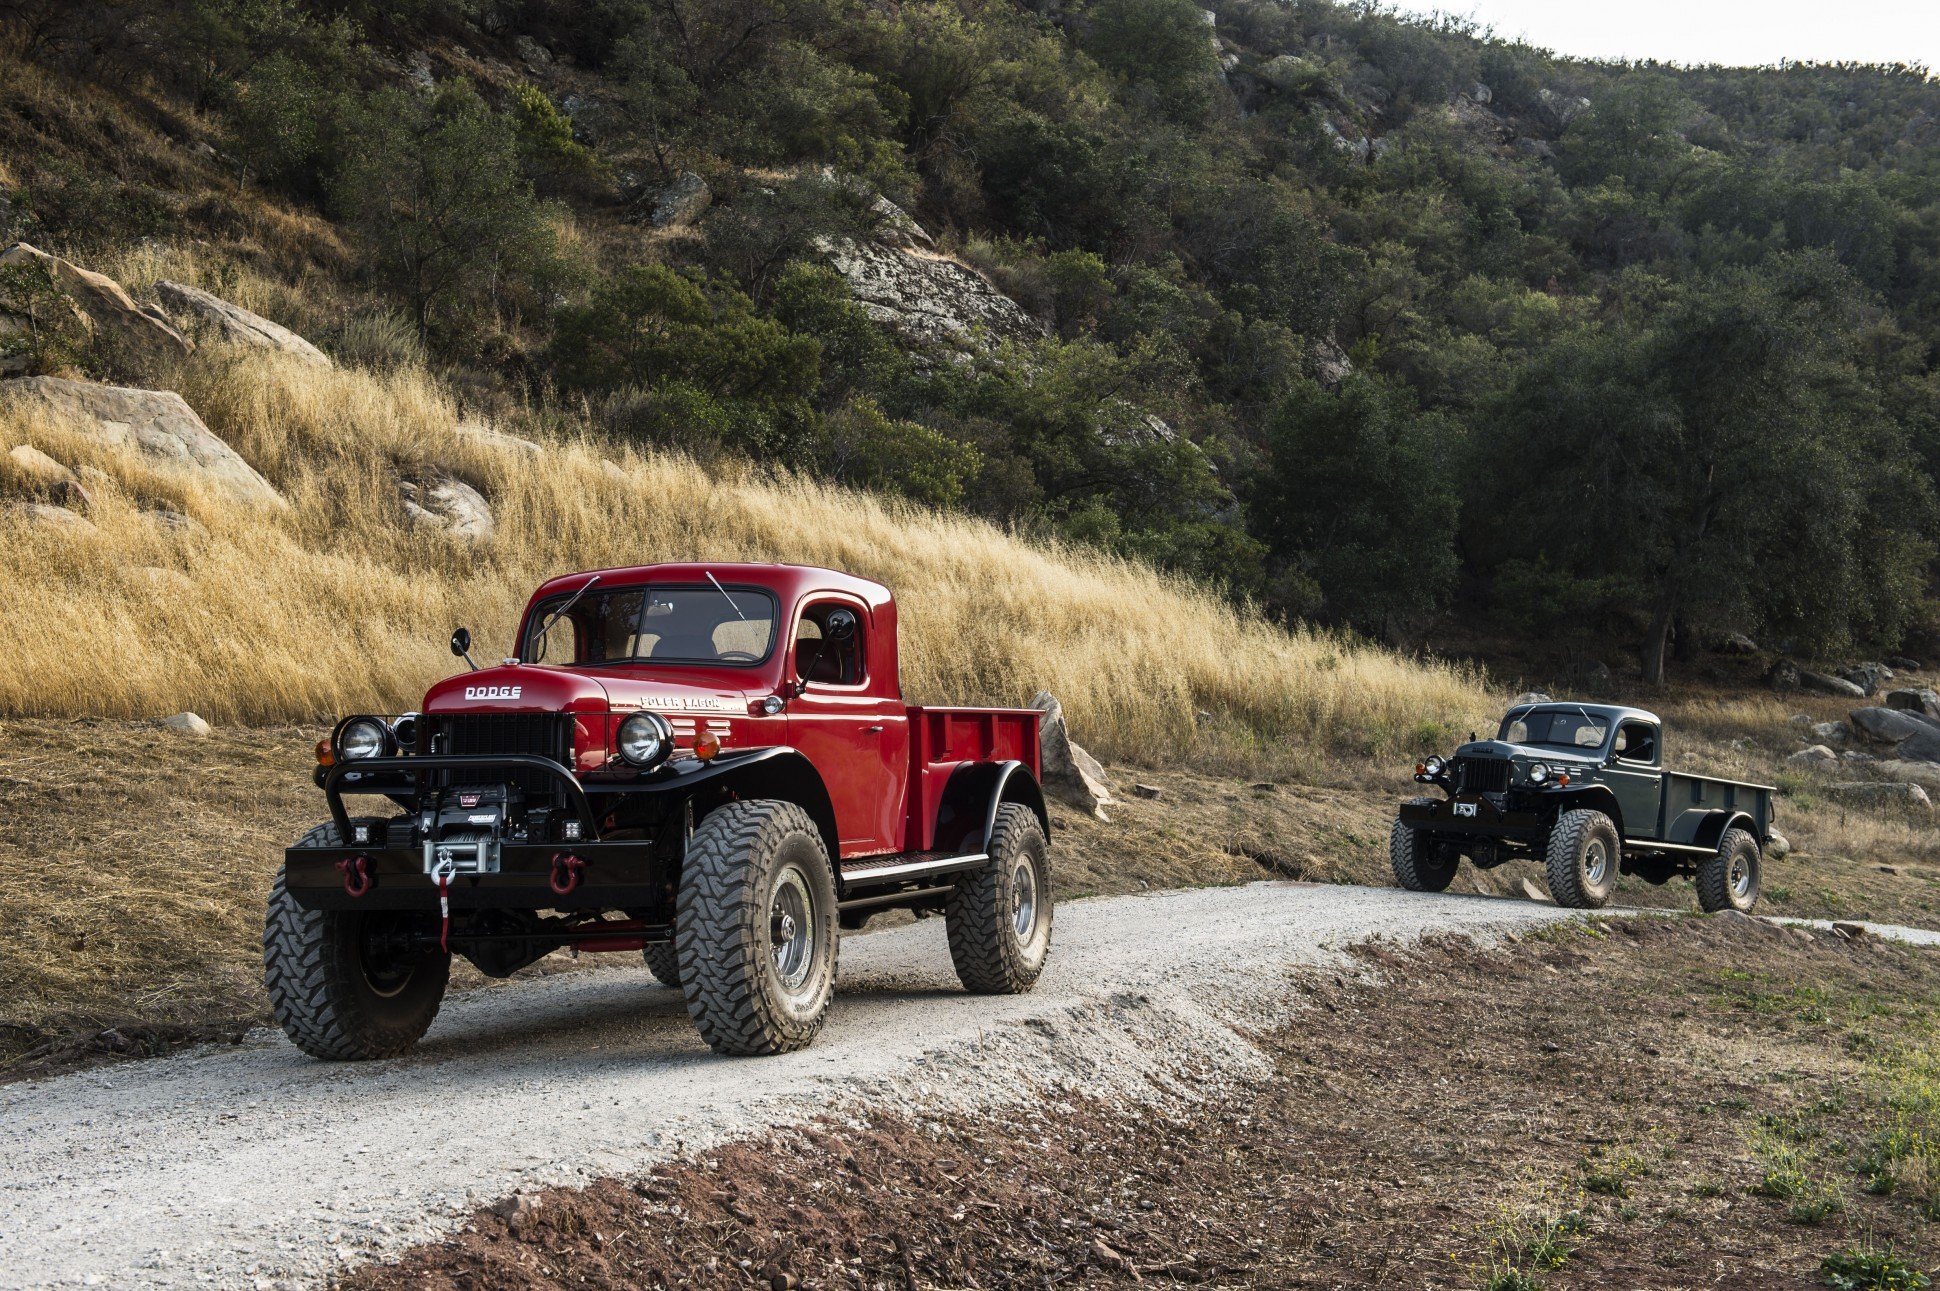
[1545,808,1621,909]
[947,804,1053,994]
[1698,827,1762,913]
[1390,797,1460,892]
[263,822,449,1061]
[676,801,837,1055]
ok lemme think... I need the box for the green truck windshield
[1503,710,1608,750]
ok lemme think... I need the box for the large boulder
[1799,670,1865,699]
[0,242,190,369]
[649,172,711,228]
[1839,662,1893,696]
[0,376,284,507]
[1826,781,1933,813]
[1895,724,1940,764]
[1849,706,1934,745]
[1885,688,1940,720]
[1872,760,1940,792]
[1785,745,1839,773]
[1028,691,1114,821]
[154,280,331,367]
[815,236,1044,351]
[399,475,494,544]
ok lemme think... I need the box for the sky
[1380,0,1940,72]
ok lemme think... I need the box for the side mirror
[450,627,477,671]
[825,607,858,641]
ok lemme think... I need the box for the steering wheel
[715,649,760,663]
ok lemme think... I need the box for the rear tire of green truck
[677,800,838,1056]
[1545,808,1620,909]
[263,822,450,1061]
[1390,798,1460,892]
[1697,828,1762,913]
[642,941,684,988]
[948,804,1052,994]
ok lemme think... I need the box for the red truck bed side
[904,707,1042,852]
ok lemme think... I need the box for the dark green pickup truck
[1391,702,1775,911]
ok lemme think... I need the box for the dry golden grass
[0,336,1492,761]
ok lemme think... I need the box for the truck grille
[425,712,576,798]
[1454,756,1511,795]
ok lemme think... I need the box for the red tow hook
[549,852,586,897]
[336,855,373,899]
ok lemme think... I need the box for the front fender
[1542,785,1625,836]
[604,747,839,861]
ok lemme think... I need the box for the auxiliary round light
[618,711,674,768]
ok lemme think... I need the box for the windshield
[1502,709,1608,751]
[523,585,778,667]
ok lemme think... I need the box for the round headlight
[1527,762,1550,784]
[1424,755,1446,777]
[337,717,390,762]
[618,712,674,768]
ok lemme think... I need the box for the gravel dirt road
[0,885,1669,1289]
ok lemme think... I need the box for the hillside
[4,0,1939,688]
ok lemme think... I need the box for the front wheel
[947,803,1053,994]
[1698,827,1762,913]
[677,800,838,1055]
[1545,808,1621,909]
[1390,797,1460,892]
[263,823,449,1061]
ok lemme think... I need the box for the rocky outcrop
[5,500,95,533]
[0,376,284,507]
[154,281,331,367]
[0,242,190,369]
[5,442,92,508]
[816,236,1044,351]
[399,475,494,543]
[1029,691,1114,821]
[1536,88,1592,129]
[650,172,711,228]
[1850,706,1933,745]
[1716,631,1760,655]
[1838,661,1893,696]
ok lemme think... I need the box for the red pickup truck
[268,563,1051,1059]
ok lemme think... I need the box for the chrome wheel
[1584,839,1610,887]
[1011,856,1039,940]
[1731,853,1753,900]
[769,864,816,994]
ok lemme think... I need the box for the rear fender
[1680,809,1756,853]
[935,761,1050,854]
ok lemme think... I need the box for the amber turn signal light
[1557,773,1570,786]
[315,738,336,768]
[694,729,721,761]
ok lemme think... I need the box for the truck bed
[904,706,1042,852]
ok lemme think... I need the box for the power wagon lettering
[268,562,1054,1063]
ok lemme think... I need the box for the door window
[794,602,865,687]
[1614,722,1658,765]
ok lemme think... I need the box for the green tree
[330,82,560,333]
[1253,375,1460,635]
[1084,0,1221,118]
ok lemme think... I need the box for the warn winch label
[464,685,522,700]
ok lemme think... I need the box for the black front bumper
[1399,795,1545,842]
[284,839,662,912]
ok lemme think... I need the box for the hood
[423,664,611,714]
[1456,738,1602,767]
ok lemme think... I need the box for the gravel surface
[0,885,1601,1288]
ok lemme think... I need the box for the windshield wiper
[706,571,747,621]
[529,574,600,660]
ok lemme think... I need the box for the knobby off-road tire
[947,804,1052,994]
[1390,797,1460,893]
[1697,827,1762,913]
[642,941,684,989]
[263,822,450,1061]
[1545,808,1621,909]
[676,800,838,1056]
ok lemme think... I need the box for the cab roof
[1504,700,1661,728]
[524,563,892,614]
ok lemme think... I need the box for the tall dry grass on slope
[0,346,1491,760]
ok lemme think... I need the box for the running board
[839,851,988,890]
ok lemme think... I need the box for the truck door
[785,598,910,858]
[1603,720,1664,839]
